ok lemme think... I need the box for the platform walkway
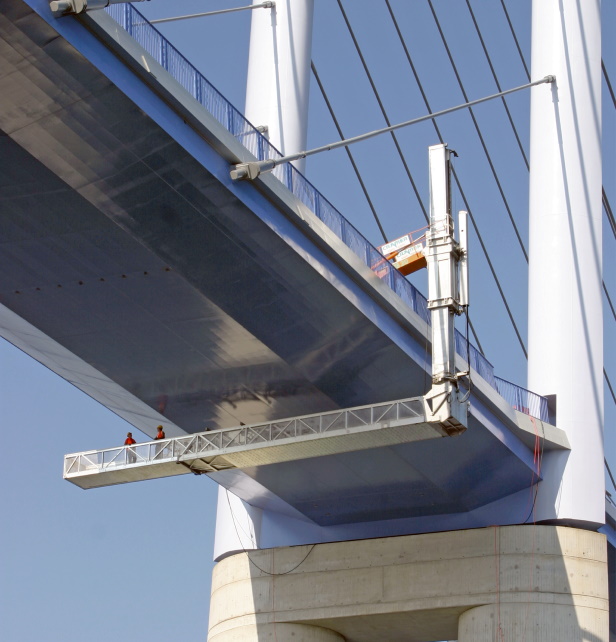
[64,396,450,489]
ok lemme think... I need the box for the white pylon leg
[214,1,315,560]
[244,0,314,173]
[528,0,604,525]
[213,486,262,560]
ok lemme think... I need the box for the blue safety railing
[495,377,550,423]
[454,329,497,388]
[105,4,549,423]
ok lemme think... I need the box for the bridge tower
[528,0,604,527]
[244,0,314,173]
[206,1,610,640]
[6,0,608,639]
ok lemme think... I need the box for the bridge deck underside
[210,412,536,526]
[0,2,425,434]
[1,130,421,431]
[0,1,546,523]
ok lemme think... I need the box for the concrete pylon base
[459,603,608,641]
[208,622,345,641]
[208,525,609,642]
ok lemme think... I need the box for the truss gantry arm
[63,396,464,489]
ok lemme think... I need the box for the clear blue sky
[1,1,614,640]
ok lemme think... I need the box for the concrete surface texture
[208,525,609,641]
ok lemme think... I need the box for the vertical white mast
[424,145,468,432]
[528,0,603,524]
[244,0,315,172]
[214,0,315,559]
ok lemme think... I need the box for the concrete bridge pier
[208,623,345,641]
[458,602,607,642]
[208,525,609,642]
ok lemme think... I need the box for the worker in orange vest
[124,431,137,463]
[154,425,165,457]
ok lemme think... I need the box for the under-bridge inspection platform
[0,0,571,535]
[64,394,568,526]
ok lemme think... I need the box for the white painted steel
[458,210,469,308]
[528,0,603,524]
[148,2,274,25]
[213,486,262,559]
[224,0,314,558]
[424,146,470,431]
[63,397,433,487]
[244,0,314,172]
[427,144,456,382]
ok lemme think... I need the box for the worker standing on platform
[124,431,136,464]
[154,425,165,457]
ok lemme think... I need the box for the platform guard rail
[64,397,426,476]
